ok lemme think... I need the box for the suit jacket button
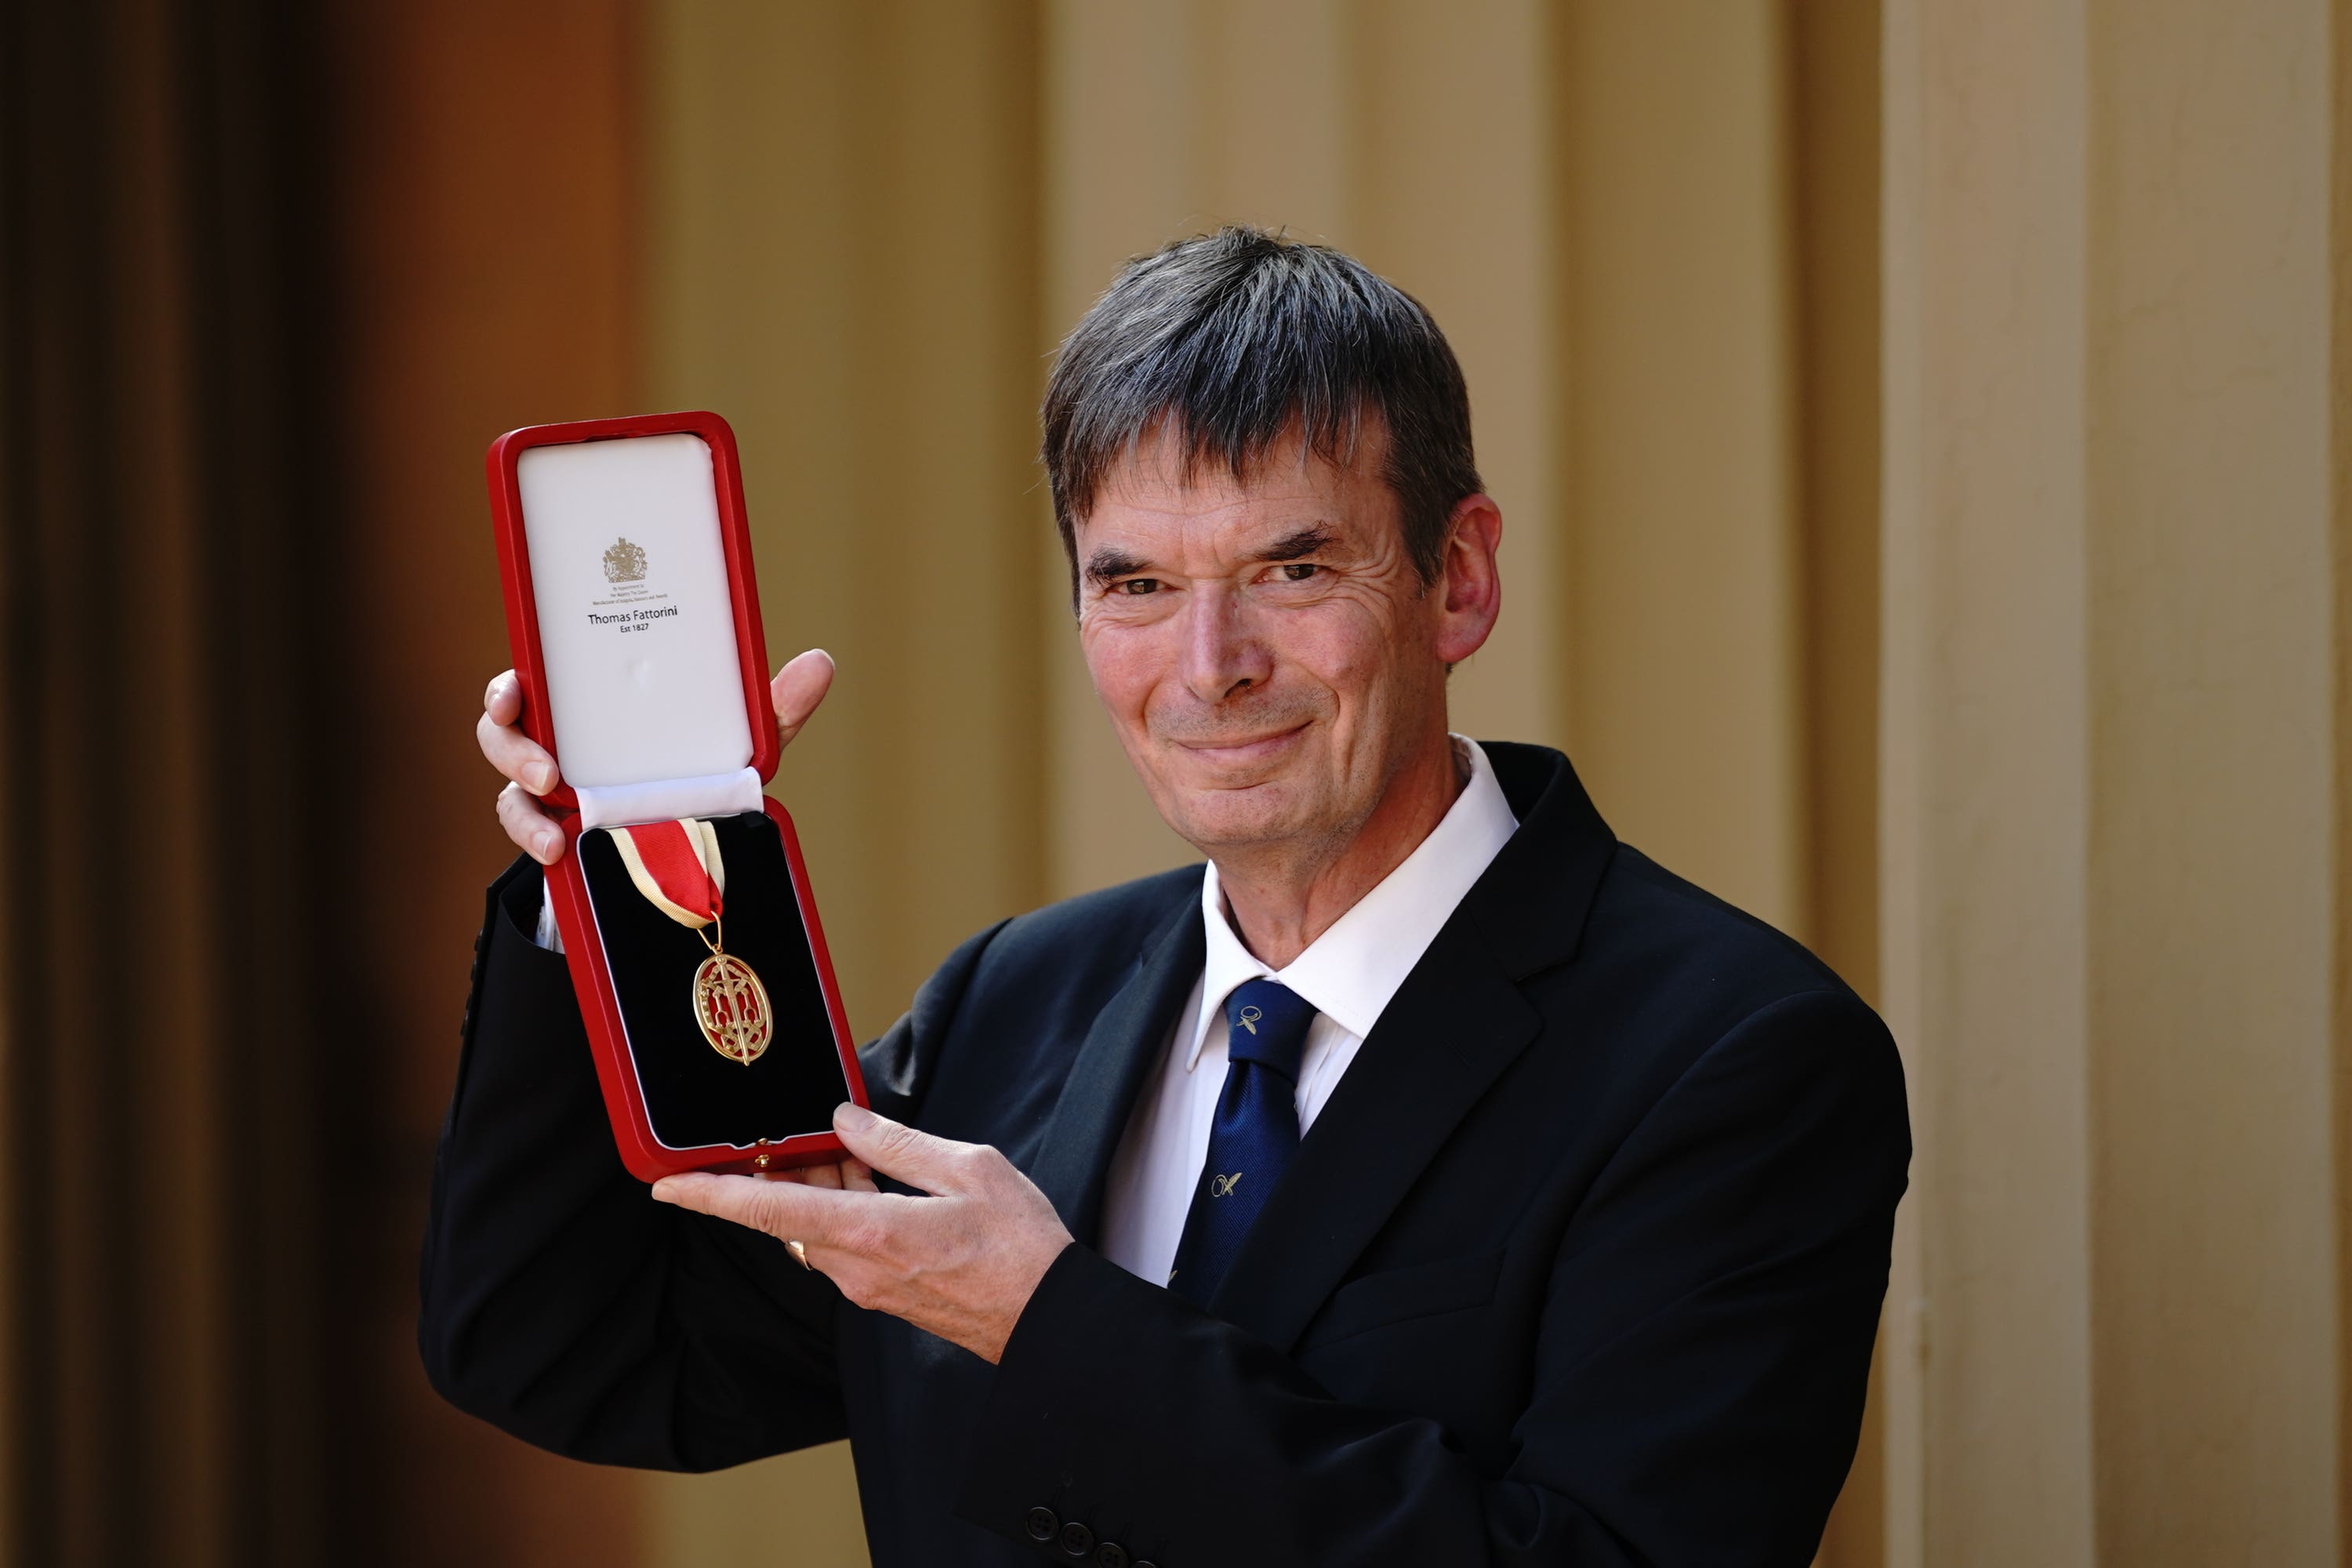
[1092,1543,1129,1568]
[1025,1508,1058,1542]
[1058,1519,1094,1557]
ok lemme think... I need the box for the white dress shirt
[1097,736,1520,1288]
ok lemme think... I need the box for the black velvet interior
[579,810,850,1149]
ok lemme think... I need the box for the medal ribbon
[607,818,772,1068]
[608,819,728,930]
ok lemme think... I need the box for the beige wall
[630,2,2347,1564]
[1882,0,2345,1563]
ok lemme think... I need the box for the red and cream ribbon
[607,816,772,1066]
[608,819,728,929]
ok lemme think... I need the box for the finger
[771,649,835,746]
[496,781,567,865]
[652,1171,869,1248]
[477,707,561,795]
[789,1162,846,1191]
[830,1102,981,1196]
[484,670,524,728]
[840,1157,880,1194]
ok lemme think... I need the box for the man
[423,227,1908,1566]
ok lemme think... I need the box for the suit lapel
[1025,745,1613,1339]
[1027,893,1205,1247]
[1206,916,1542,1352]
[1205,742,1616,1353]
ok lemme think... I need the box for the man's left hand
[650,1103,1074,1363]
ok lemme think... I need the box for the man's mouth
[1172,722,1310,767]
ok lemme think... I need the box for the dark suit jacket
[419,743,1909,1567]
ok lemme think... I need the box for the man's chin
[1157,782,1319,854]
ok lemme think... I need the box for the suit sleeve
[418,859,855,1470]
[956,989,1910,1567]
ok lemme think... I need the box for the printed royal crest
[602,536,648,583]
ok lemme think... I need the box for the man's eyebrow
[1250,524,1339,563]
[1084,546,1152,585]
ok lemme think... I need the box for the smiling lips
[1171,722,1310,768]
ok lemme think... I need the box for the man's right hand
[479,648,837,866]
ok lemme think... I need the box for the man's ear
[1432,494,1504,666]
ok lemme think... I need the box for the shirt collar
[1185,735,1521,1070]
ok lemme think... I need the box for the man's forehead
[1082,428,1386,539]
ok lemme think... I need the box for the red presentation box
[487,409,866,1181]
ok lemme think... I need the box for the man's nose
[1178,587,1273,703]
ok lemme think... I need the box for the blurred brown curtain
[0,2,347,1563]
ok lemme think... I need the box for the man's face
[1073,426,1462,860]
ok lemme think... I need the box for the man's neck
[1211,731,1468,970]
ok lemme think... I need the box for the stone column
[1878,0,2342,1560]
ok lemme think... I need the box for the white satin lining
[573,766,764,830]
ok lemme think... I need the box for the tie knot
[1224,978,1315,1079]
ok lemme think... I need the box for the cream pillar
[1879,0,2096,1554]
[1554,1,1807,936]
[2082,0,2338,1556]
[1880,1,2340,1563]
[1792,2,1889,1555]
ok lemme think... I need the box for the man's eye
[1117,578,1161,596]
[1277,563,1320,582]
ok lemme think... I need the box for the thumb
[832,1102,972,1195]
[772,649,835,745]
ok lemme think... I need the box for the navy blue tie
[1167,978,1317,1304]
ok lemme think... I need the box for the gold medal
[693,920,774,1065]
[611,818,775,1065]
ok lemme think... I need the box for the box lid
[488,411,780,818]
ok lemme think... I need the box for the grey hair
[1041,226,1483,605]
